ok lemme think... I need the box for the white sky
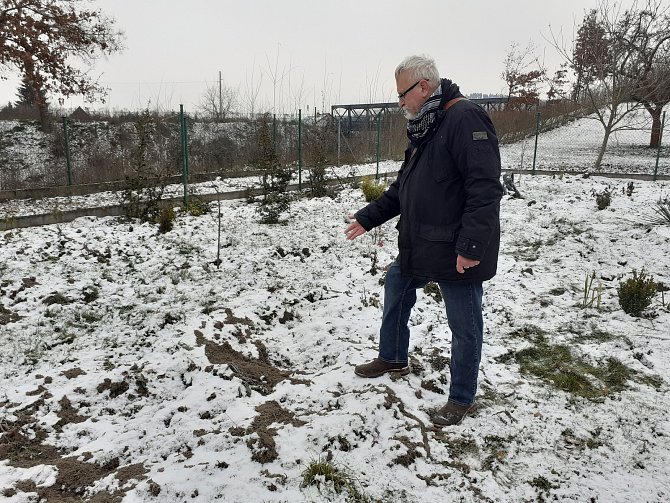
[0,0,637,115]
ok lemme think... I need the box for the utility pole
[218,70,222,121]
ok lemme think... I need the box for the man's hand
[344,214,367,240]
[456,255,480,274]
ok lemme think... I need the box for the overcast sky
[0,0,637,115]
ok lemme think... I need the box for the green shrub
[119,110,170,222]
[360,176,386,202]
[594,188,612,210]
[120,174,166,222]
[158,207,176,234]
[252,116,292,224]
[184,198,210,216]
[308,165,331,198]
[617,269,657,317]
[305,124,334,198]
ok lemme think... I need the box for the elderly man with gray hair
[345,54,503,426]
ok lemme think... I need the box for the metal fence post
[376,113,381,179]
[62,116,73,186]
[298,109,302,190]
[531,111,540,175]
[654,111,666,182]
[337,116,341,167]
[180,104,189,206]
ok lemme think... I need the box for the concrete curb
[1,169,667,231]
[0,173,396,231]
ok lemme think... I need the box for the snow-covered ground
[1,169,670,502]
[1,112,670,502]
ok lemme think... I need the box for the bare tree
[501,42,545,110]
[0,0,123,130]
[632,57,670,147]
[289,70,307,114]
[198,77,237,121]
[618,2,670,147]
[264,45,295,115]
[552,0,670,168]
[363,64,383,104]
[242,59,263,117]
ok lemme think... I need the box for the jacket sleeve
[452,108,503,260]
[354,170,403,231]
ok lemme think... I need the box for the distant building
[468,92,505,99]
[69,106,92,122]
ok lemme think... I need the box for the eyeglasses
[398,79,424,100]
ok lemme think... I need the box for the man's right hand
[344,214,367,240]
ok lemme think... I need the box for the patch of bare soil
[231,400,306,464]
[0,424,119,500]
[392,435,424,467]
[0,425,59,468]
[380,385,434,463]
[222,307,255,327]
[116,462,148,485]
[0,385,146,501]
[61,367,87,379]
[55,395,87,429]
[0,304,22,325]
[194,329,309,395]
[96,378,129,398]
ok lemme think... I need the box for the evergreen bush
[119,110,169,222]
[360,176,386,202]
[305,123,334,198]
[594,188,612,210]
[252,116,292,224]
[617,269,657,317]
[158,207,176,234]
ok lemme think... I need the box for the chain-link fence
[0,106,408,192]
[496,102,669,178]
[2,100,668,194]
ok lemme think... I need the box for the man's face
[396,70,428,120]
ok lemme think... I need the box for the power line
[100,80,211,85]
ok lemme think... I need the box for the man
[344,55,503,426]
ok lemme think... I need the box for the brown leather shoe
[431,401,477,426]
[354,358,410,378]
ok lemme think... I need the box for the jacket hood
[439,79,463,106]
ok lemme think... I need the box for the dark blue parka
[355,80,503,283]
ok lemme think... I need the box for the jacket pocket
[416,223,459,242]
[420,141,458,183]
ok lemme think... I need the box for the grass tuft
[514,334,638,399]
[650,197,670,225]
[301,459,370,502]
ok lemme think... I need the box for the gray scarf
[406,79,463,148]
[406,85,443,148]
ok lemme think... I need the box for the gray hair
[395,55,440,85]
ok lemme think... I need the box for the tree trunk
[37,102,51,132]
[23,62,51,132]
[594,128,611,170]
[649,106,663,148]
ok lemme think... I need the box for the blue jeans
[377,260,484,406]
